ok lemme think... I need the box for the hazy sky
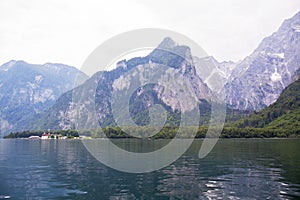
[0,0,300,68]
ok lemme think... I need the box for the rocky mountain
[3,11,300,135]
[0,60,88,135]
[225,11,300,110]
[26,8,300,133]
[156,11,300,113]
[34,38,215,133]
[193,56,236,91]
[234,74,300,134]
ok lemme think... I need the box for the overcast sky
[0,0,300,68]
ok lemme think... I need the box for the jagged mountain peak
[255,10,300,54]
[226,10,300,110]
[2,59,17,66]
[281,10,300,30]
[0,60,16,71]
[35,37,213,131]
[0,60,25,70]
[157,37,192,60]
[149,37,193,69]
[157,37,177,49]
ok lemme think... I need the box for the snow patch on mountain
[292,25,300,33]
[35,75,43,83]
[271,71,282,82]
[269,52,285,59]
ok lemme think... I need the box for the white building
[41,133,51,139]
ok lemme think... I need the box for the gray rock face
[40,38,214,131]
[3,11,300,134]
[32,9,300,132]
[0,60,88,134]
[225,11,300,110]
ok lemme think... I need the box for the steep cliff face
[36,38,214,131]
[225,11,300,110]
[0,60,88,134]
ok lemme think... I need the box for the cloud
[0,0,299,68]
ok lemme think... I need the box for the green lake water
[0,139,299,199]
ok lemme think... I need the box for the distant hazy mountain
[225,11,300,110]
[0,60,88,135]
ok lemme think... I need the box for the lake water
[0,139,300,199]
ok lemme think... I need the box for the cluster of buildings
[28,133,68,140]
[27,133,91,140]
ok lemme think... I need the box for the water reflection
[0,139,299,199]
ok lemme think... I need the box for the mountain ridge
[232,75,300,135]
[225,10,300,110]
[0,60,88,136]
[2,11,300,136]
[32,38,215,133]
